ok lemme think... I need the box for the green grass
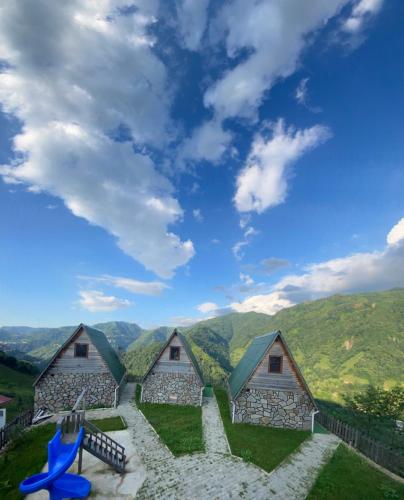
[0,424,54,500]
[308,443,404,500]
[214,387,310,473]
[0,363,34,421]
[89,416,127,432]
[135,385,204,456]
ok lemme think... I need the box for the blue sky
[0,0,404,327]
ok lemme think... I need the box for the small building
[228,331,317,431]
[141,329,204,406]
[34,324,126,412]
[0,394,12,428]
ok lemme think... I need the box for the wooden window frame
[268,355,283,374]
[169,346,180,361]
[74,343,89,358]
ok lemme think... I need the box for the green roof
[143,329,204,385]
[83,325,126,384]
[34,324,126,386]
[228,331,279,400]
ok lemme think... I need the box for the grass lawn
[214,387,310,473]
[0,423,54,500]
[89,416,127,432]
[135,384,204,456]
[308,443,404,500]
[0,363,34,421]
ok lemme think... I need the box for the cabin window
[169,346,180,361]
[74,343,88,358]
[269,355,282,373]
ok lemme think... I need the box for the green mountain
[125,289,404,402]
[1,289,403,403]
[0,321,143,366]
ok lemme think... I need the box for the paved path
[266,433,339,499]
[29,384,340,499]
[124,386,339,499]
[202,396,230,455]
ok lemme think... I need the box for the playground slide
[20,427,91,500]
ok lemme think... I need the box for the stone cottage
[34,324,126,412]
[228,331,317,431]
[141,329,204,406]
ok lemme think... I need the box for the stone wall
[142,372,202,406]
[233,388,314,430]
[35,372,117,411]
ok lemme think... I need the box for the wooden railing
[316,412,404,477]
[56,410,125,473]
[56,410,85,435]
[0,409,33,451]
[82,418,125,466]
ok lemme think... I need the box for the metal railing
[0,409,33,451]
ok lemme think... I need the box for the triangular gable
[143,329,204,385]
[34,324,125,386]
[228,331,316,407]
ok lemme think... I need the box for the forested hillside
[125,289,404,401]
[1,289,404,403]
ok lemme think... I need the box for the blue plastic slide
[20,427,91,500]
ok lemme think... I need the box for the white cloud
[197,302,219,314]
[205,1,349,120]
[239,273,254,286]
[0,1,194,279]
[234,120,331,213]
[79,290,131,312]
[386,218,404,246]
[193,209,204,223]
[295,77,322,113]
[180,119,232,164]
[176,0,210,51]
[231,291,293,316]
[343,0,383,33]
[79,275,169,296]
[232,225,259,260]
[230,218,404,315]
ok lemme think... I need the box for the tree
[344,385,404,434]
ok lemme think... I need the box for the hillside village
[0,290,403,499]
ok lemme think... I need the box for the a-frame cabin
[34,324,126,412]
[141,329,204,406]
[228,331,317,430]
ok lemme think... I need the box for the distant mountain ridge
[125,289,404,401]
[1,288,404,402]
[0,321,143,366]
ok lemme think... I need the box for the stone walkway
[202,396,230,455]
[119,384,339,499]
[28,384,340,499]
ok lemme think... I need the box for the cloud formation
[234,120,331,213]
[176,0,210,51]
[79,275,169,296]
[342,0,383,33]
[197,302,219,314]
[205,0,348,121]
[230,218,404,315]
[79,290,131,312]
[0,0,194,279]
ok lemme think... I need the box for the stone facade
[233,387,314,430]
[35,372,117,412]
[142,372,202,406]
